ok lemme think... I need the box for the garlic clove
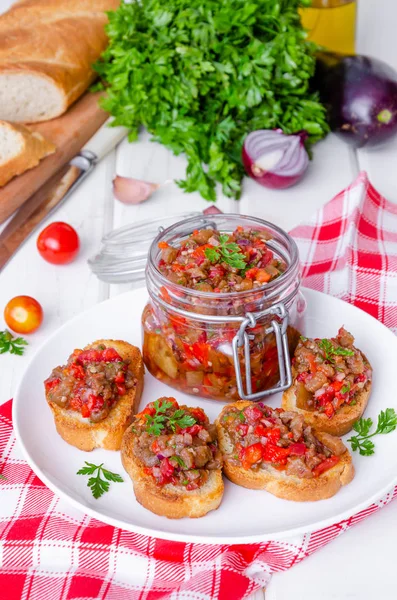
[113,175,160,204]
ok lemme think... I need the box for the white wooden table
[1,1,396,598]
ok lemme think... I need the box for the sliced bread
[0,120,55,186]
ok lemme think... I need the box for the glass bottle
[300,0,357,55]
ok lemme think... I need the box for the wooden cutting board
[0,92,108,224]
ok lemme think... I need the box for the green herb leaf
[341,383,351,395]
[318,338,354,363]
[94,0,329,201]
[353,417,373,437]
[205,235,247,270]
[0,473,6,481]
[77,462,123,499]
[375,408,397,434]
[170,456,187,468]
[145,399,196,435]
[0,330,28,356]
[205,247,220,263]
[348,409,397,456]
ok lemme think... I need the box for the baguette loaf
[0,120,55,186]
[0,0,119,123]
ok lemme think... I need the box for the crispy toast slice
[47,339,144,451]
[121,405,224,519]
[216,401,354,502]
[282,368,371,437]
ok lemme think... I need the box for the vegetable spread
[158,226,285,292]
[44,345,136,422]
[293,328,372,418]
[132,397,222,489]
[222,403,346,478]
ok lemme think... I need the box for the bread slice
[282,371,371,437]
[47,340,144,452]
[216,401,354,502]
[121,408,224,519]
[0,120,55,186]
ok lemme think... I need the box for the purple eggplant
[315,53,397,148]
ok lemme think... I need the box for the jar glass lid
[88,212,200,283]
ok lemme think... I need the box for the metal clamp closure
[231,303,292,401]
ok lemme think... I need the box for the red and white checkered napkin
[2,171,397,600]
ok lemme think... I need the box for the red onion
[242,129,309,189]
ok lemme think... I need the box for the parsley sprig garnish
[348,408,397,456]
[77,462,124,499]
[145,399,196,436]
[205,234,247,270]
[0,473,6,481]
[318,338,354,363]
[0,330,28,356]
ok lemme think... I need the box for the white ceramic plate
[13,287,397,543]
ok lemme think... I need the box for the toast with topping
[45,339,144,451]
[282,328,372,436]
[216,401,354,502]
[121,398,224,518]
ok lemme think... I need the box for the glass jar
[142,214,306,402]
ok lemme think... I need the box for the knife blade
[0,119,128,272]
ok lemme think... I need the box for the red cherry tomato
[37,222,80,265]
[4,296,43,334]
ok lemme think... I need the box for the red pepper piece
[192,244,214,259]
[151,440,161,454]
[312,455,340,477]
[180,424,203,436]
[71,363,85,380]
[236,424,249,436]
[190,407,207,423]
[239,443,263,469]
[244,406,263,421]
[158,458,175,484]
[101,347,122,362]
[116,383,126,396]
[254,425,281,444]
[262,443,291,464]
[245,267,258,279]
[44,377,60,392]
[77,349,102,364]
[289,442,307,456]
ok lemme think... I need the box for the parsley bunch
[145,399,196,436]
[0,330,28,356]
[205,234,247,269]
[95,0,328,201]
[348,409,397,456]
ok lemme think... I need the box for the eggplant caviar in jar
[142,214,305,402]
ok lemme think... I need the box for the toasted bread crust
[282,371,372,437]
[121,414,224,519]
[216,401,354,502]
[47,339,144,451]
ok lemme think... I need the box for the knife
[0,119,128,271]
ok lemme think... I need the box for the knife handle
[82,118,128,162]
